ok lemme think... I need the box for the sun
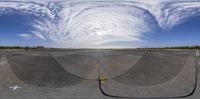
[68,6,155,45]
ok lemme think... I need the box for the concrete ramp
[0,55,24,91]
[52,53,98,80]
[0,49,198,99]
[98,49,146,79]
[100,50,196,98]
[52,49,144,80]
[0,52,105,99]
[6,52,83,88]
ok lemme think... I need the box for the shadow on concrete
[6,53,83,88]
[114,50,190,85]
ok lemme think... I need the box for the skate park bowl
[99,49,197,98]
[0,49,198,98]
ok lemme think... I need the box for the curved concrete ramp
[0,55,24,88]
[53,50,146,80]
[6,52,83,88]
[100,50,196,98]
[99,49,146,79]
[52,53,99,80]
[0,52,106,99]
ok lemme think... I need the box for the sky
[0,0,200,48]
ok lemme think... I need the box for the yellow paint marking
[99,73,108,83]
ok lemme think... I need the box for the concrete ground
[0,49,199,99]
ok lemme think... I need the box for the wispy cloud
[18,33,33,39]
[0,0,200,48]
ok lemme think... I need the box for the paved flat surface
[0,49,199,99]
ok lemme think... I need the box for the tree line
[151,46,200,49]
[0,46,41,49]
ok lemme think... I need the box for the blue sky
[143,16,200,47]
[0,14,51,47]
[0,14,31,46]
[0,0,200,48]
[1,14,200,48]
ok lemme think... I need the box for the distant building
[36,46,44,49]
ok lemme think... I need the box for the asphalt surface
[114,50,191,85]
[0,49,199,99]
[7,53,83,87]
[101,50,196,97]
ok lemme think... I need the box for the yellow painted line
[99,73,108,84]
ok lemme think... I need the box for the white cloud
[156,2,200,30]
[0,1,55,18]
[1,0,200,48]
[18,33,33,39]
